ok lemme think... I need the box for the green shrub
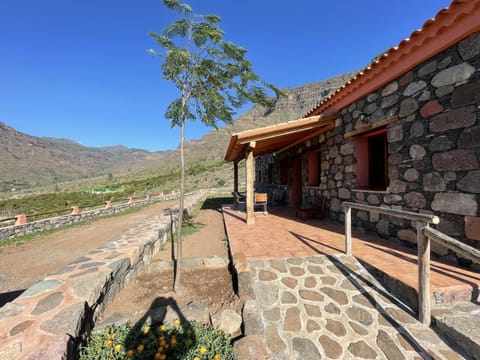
[77,321,236,360]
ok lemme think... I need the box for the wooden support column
[344,205,352,256]
[234,161,239,193]
[417,221,431,326]
[245,142,255,225]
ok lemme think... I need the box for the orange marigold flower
[142,326,150,335]
[199,346,208,355]
[186,338,193,346]
[105,339,113,347]
[173,319,181,327]
[137,344,144,353]
[114,344,122,352]
[126,349,135,358]
[159,324,166,331]
[214,354,221,360]
[154,353,162,360]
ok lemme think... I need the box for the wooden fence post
[417,221,431,326]
[345,205,352,256]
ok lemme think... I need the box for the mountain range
[0,72,354,193]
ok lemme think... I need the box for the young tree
[149,0,283,291]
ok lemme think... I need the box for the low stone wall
[0,194,179,241]
[0,190,209,360]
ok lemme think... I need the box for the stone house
[224,0,480,265]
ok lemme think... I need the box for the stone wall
[0,190,209,360]
[256,31,480,264]
[0,194,179,241]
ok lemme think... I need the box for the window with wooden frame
[354,127,388,191]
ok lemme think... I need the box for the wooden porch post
[417,221,431,325]
[234,161,239,193]
[246,142,255,225]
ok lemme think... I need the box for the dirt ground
[0,196,236,314]
[101,196,240,323]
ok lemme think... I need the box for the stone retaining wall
[0,194,179,241]
[256,31,480,264]
[0,190,209,360]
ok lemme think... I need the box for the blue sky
[0,0,451,152]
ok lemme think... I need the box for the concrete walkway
[248,255,463,359]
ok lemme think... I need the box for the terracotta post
[71,206,79,215]
[127,197,133,204]
[14,214,27,225]
[105,201,112,209]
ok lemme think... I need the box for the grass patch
[181,219,205,237]
[77,321,236,360]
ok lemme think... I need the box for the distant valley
[0,72,354,196]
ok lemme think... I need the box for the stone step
[432,302,480,360]
[359,260,477,313]
[361,260,480,358]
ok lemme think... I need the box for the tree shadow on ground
[0,289,26,307]
[124,296,195,359]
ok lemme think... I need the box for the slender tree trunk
[174,119,185,292]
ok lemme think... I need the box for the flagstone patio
[223,205,480,307]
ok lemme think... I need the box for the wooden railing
[342,201,480,326]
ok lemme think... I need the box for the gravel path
[0,199,177,305]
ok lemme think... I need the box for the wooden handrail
[342,201,442,326]
[424,227,480,265]
[342,202,440,224]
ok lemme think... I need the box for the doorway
[290,158,302,207]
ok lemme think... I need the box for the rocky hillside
[0,123,171,191]
[0,72,354,192]
[182,71,355,162]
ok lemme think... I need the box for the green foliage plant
[148,0,283,291]
[77,321,236,360]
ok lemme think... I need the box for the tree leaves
[163,0,192,15]
[150,1,283,129]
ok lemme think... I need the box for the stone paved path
[249,255,465,360]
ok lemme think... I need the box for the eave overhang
[224,113,337,162]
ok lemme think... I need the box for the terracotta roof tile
[305,0,480,117]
